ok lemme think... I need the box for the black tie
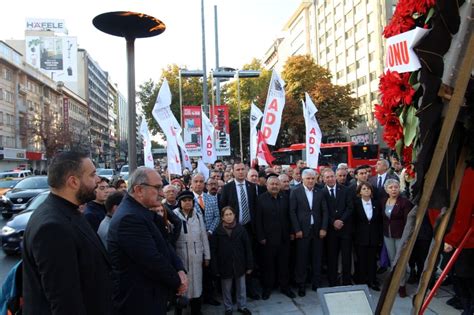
[378,176,383,189]
[330,188,335,198]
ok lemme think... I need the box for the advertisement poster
[183,105,202,157]
[25,36,77,82]
[211,105,231,156]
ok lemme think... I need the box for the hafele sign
[0,147,27,160]
[26,18,66,33]
[385,27,430,74]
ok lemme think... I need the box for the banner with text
[303,93,322,169]
[249,103,263,163]
[201,111,217,164]
[260,70,285,145]
[210,105,230,156]
[183,105,202,157]
[385,27,430,74]
[139,118,154,168]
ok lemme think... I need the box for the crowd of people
[18,151,471,315]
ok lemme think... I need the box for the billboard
[25,36,77,82]
[211,105,230,156]
[26,18,67,33]
[183,105,202,157]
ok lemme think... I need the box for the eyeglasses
[140,183,163,192]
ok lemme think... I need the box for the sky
[1,0,299,95]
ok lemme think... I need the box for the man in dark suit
[22,151,112,314]
[369,159,399,201]
[108,167,188,315]
[322,169,354,286]
[219,162,260,300]
[289,169,328,296]
[256,176,295,300]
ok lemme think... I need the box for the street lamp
[212,70,260,162]
[178,69,204,128]
[93,11,166,174]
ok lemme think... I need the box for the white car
[0,170,32,179]
[120,165,129,177]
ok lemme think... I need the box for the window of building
[347,63,356,73]
[345,12,352,23]
[370,91,379,101]
[349,81,357,90]
[355,39,364,51]
[369,52,375,62]
[335,20,342,30]
[336,37,343,47]
[369,71,378,81]
[4,91,13,103]
[354,2,363,14]
[3,68,12,81]
[357,77,367,86]
[367,13,373,24]
[0,112,3,125]
[355,21,363,33]
[0,88,3,100]
[0,135,3,146]
[336,70,344,79]
[336,53,343,63]
[345,29,353,39]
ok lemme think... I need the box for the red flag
[256,130,275,167]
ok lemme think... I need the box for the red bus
[272,142,380,170]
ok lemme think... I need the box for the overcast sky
[2,0,299,94]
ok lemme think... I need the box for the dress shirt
[234,180,248,223]
[362,198,373,221]
[378,172,388,187]
[304,185,314,225]
[193,191,204,209]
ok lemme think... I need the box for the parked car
[0,178,22,196]
[0,170,32,179]
[0,176,49,219]
[97,168,118,182]
[119,165,129,178]
[1,191,50,255]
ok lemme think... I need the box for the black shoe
[370,284,381,291]
[237,308,252,315]
[312,284,318,292]
[281,288,296,299]
[298,286,306,297]
[204,297,221,306]
[247,292,260,300]
[262,291,271,300]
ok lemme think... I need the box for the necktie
[330,188,335,198]
[378,176,383,189]
[239,183,250,225]
[198,195,204,209]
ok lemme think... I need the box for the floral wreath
[375,0,437,181]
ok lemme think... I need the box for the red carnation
[383,14,416,38]
[379,70,415,108]
[383,114,404,148]
[374,103,392,126]
[405,164,416,179]
[402,145,414,164]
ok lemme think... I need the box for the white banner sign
[25,36,77,82]
[201,111,217,164]
[260,70,285,145]
[249,103,263,162]
[385,27,430,74]
[167,137,182,176]
[197,159,210,182]
[303,93,322,169]
[139,118,154,168]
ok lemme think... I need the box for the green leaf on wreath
[404,106,418,146]
[399,106,406,126]
[412,82,421,92]
[395,139,404,158]
[409,71,418,86]
[425,8,435,25]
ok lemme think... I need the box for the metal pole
[178,71,183,131]
[214,5,221,107]
[237,71,243,162]
[126,37,137,173]
[210,71,214,124]
[201,0,209,116]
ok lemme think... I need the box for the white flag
[139,118,154,168]
[303,92,322,169]
[260,70,285,145]
[201,110,217,164]
[167,136,182,176]
[249,103,263,162]
[197,159,210,182]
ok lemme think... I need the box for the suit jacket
[108,194,183,315]
[83,200,107,232]
[382,195,414,239]
[353,198,383,246]
[256,192,291,246]
[219,180,257,225]
[322,184,354,238]
[22,193,112,315]
[369,173,399,201]
[289,185,328,237]
[194,192,220,233]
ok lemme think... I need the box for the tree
[279,55,359,146]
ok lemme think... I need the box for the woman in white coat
[173,190,210,315]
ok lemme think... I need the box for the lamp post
[212,70,260,162]
[93,11,166,174]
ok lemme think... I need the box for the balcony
[18,84,27,95]
[41,96,51,105]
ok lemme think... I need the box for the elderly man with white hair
[289,168,328,296]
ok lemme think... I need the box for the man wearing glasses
[108,167,188,315]
[83,177,110,232]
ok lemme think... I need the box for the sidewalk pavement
[192,282,459,315]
